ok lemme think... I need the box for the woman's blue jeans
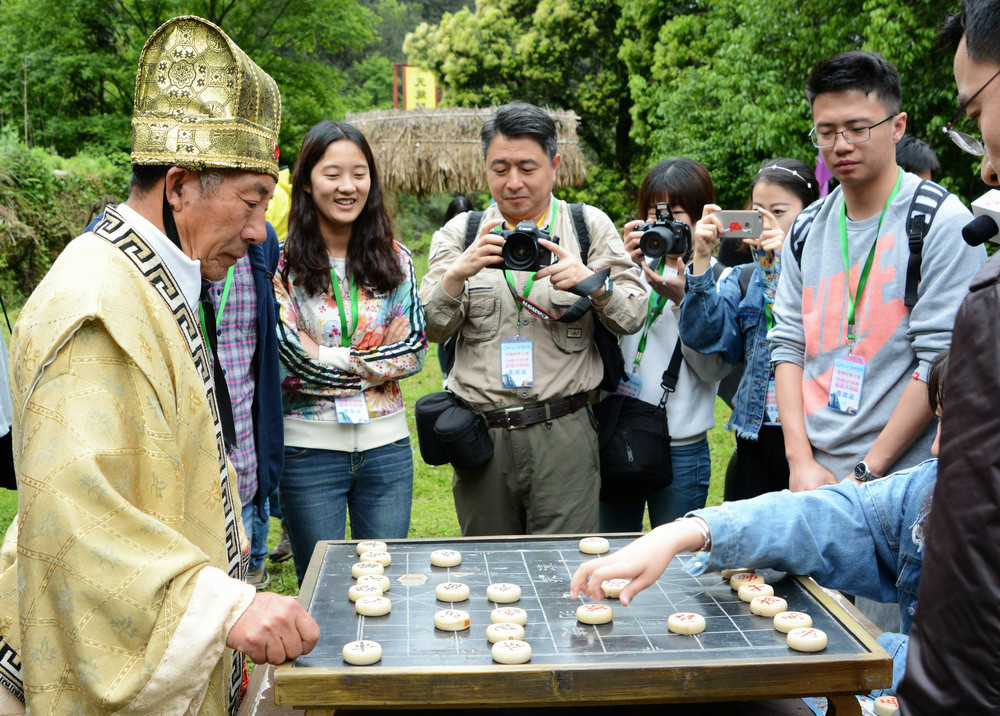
[599,438,711,532]
[280,438,414,583]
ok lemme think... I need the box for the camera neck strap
[503,267,610,323]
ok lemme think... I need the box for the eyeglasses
[809,114,897,148]
[942,67,1000,156]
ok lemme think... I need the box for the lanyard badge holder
[617,259,669,399]
[330,268,370,424]
[828,169,902,416]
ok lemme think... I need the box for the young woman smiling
[274,121,427,583]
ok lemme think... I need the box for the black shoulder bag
[593,339,684,502]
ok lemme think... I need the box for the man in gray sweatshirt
[770,51,986,492]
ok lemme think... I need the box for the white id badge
[616,371,643,398]
[500,337,534,388]
[335,393,370,424]
[763,373,780,425]
[827,353,866,415]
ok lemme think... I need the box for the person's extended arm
[776,361,837,491]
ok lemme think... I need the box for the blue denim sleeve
[681,463,937,604]
[874,632,908,696]
[679,265,744,365]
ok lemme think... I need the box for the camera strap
[503,267,610,323]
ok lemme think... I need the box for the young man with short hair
[770,52,985,494]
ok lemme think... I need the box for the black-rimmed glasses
[809,115,897,149]
[943,67,1000,156]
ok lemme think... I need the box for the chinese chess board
[275,535,890,712]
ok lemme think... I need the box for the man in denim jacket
[571,350,949,697]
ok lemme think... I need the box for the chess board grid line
[523,549,559,654]
[679,553,754,649]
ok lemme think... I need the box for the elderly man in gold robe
[0,16,319,714]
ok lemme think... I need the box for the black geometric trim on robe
[92,208,249,712]
[0,639,24,703]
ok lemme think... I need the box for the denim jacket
[684,458,937,694]
[680,264,769,439]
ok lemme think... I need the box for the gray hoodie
[769,170,986,477]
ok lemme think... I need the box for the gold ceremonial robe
[1,208,251,714]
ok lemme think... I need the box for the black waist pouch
[414,392,457,466]
[434,405,494,469]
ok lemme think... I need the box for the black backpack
[437,204,625,391]
[789,179,949,308]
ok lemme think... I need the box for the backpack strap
[463,210,485,249]
[790,198,825,265]
[569,203,590,263]
[739,262,753,299]
[904,179,949,308]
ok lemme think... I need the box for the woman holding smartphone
[275,120,427,583]
[600,158,732,532]
[679,158,819,500]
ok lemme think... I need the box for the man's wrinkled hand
[227,592,320,665]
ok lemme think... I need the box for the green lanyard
[330,268,359,348]
[632,260,669,368]
[199,265,235,351]
[503,198,557,315]
[838,168,902,345]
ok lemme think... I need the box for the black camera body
[485,221,557,272]
[637,202,691,259]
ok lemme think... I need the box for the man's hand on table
[227,591,321,664]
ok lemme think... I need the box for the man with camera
[420,102,646,536]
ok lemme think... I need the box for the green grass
[0,245,737,599]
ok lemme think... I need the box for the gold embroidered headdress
[131,15,281,179]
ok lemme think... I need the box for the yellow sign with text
[404,66,437,110]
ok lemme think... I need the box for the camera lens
[640,227,672,259]
[501,231,539,271]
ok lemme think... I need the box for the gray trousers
[452,407,600,536]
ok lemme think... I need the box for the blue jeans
[240,497,270,572]
[599,438,711,531]
[280,438,414,583]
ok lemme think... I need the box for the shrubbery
[0,132,129,304]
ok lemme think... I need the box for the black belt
[484,393,590,429]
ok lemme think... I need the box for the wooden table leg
[826,693,862,715]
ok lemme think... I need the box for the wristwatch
[589,274,614,305]
[853,460,880,483]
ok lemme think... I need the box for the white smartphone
[715,210,763,239]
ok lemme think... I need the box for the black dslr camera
[637,202,691,259]
[486,221,557,272]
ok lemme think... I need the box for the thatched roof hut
[344,107,586,196]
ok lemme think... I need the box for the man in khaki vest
[420,102,646,536]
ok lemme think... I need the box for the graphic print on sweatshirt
[801,230,908,416]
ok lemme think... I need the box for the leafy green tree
[0,0,377,159]
[631,0,972,207]
[405,0,638,175]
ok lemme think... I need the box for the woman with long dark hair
[275,120,427,582]
[680,158,820,500]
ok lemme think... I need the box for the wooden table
[274,535,891,715]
